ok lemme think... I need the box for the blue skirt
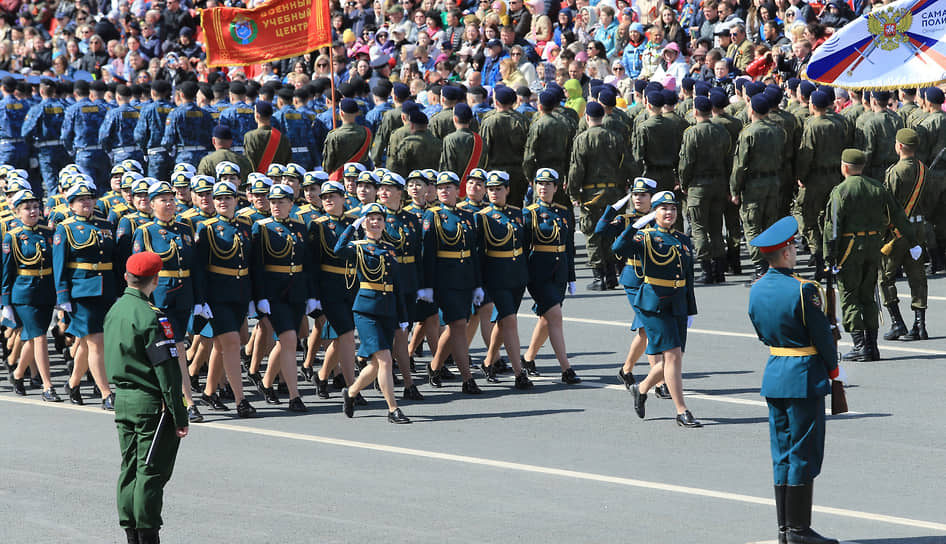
[415,299,439,321]
[490,287,525,322]
[636,310,687,354]
[354,312,395,358]
[13,304,53,340]
[435,287,473,323]
[267,301,306,335]
[208,301,247,335]
[527,281,565,316]
[323,299,355,335]
[66,297,109,337]
[625,288,643,331]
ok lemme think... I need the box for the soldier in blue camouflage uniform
[134,80,175,181]
[0,77,28,171]
[273,88,317,170]
[61,80,110,192]
[162,82,213,168]
[99,85,144,166]
[217,82,256,155]
[21,79,67,197]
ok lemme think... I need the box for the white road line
[2,395,942,533]
[519,314,946,356]
[901,293,946,302]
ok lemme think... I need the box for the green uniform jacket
[370,105,402,166]
[440,127,485,175]
[885,157,926,222]
[243,126,292,172]
[917,111,946,167]
[730,118,786,196]
[822,174,913,264]
[322,122,372,174]
[567,124,624,201]
[678,119,731,190]
[855,110,902,171]
[104,287,187,429]
[387,129,442,177]
[480,109,528,172]
[522,112,572,183]
[632,113,682,175]
[429,105,480,141]
[795,114,847,184]
[197,148,253,184]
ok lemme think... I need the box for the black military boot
[586,267,606,291]
[605,263,619,290]
[785,483,838,544]
[902,308,928,340]
[841,331,868,361]
[712,257,726,283]
[699,259,714,284]
[137,528,160,544]
[125,528,140,544]
[865,329,880,361]
[812,255,826,282]
[775,485,788,544]
[882,304,908,340]
[727,247,743,275]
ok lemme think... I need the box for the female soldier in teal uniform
[116,178,156,281]
[459,169,496,358]
[475,171,533,389]
[335,202,411,424]
[617,191,701,428]
[520,168,582,385]
[299,170,328,381]
[250,183,317,412]
[2,190,60,401]
[133,180,203,423]
[403,169,441,369]
[192,181,257,418]
[421,171,484,394]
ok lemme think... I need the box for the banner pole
[329,51,337,130]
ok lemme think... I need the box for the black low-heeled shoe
[236,399,256,418]
[200,393,229,411]
[631,384,646,419]
[341,388,354,418]
[461,378,482,395]
[675,410,702,428]
[387,407,411,424]
[43,388,62,402]
[521,356,540,376]
[262,386,281,405]
[514,371,534,390]
[561,368,581,384]
[402,384,424,401]
[288,397,307,412]
[618,369,635,390]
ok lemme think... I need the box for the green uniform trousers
[740,179,780,265]
[686,183,727,261]
[879,234,927,309]
[837,233,882,331]
[724,199,743,253]
[578,185,623,269]
[115,389,181,530]
[793,176,834,258]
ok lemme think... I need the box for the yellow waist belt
[67,262,112,271]
[532,244,565,253]
[769,345,818,356]
[644,276,686,288]
[397,255,416,264]
[487,248,523,258]
[264,264,303,274]
[18,267,52,276]
[625,258,642,267]
[158,269,190,278]
[437,250,471,259]
[842,231,879,237]
[360,282,394,292]
[584,182,617,189]
[320,264,349,275]
[207,264,249,277]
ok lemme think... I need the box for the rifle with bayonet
[825,194,848,415]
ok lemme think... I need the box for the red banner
[201,0,331,68]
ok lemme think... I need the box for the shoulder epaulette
[235,215,253,225]
[315,216,329,223]
[428,205,442,212]
[506,205,521,211]
[200,217,219,226]
[259,217,274,225]
[60,217,76,225]
[525,203,540,211]
[475,207,490,215]
[35,223,53,231]
[552,203,568,210]
[7,226,22,236]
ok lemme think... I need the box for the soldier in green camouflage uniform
[439,103,485,175]
[710,89,745,275]
[855,90,902,182]
[632,91,680,194]
[429,85,480,140]
[479,86,529,206]
[387,110,442,178]
[916,87,946,272]
[523,91,573,207]
[370,83,410,166]
[762,86,800,217]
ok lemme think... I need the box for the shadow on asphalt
[391,407,585,423]
[850,538,946,544]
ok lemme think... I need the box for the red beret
[126,251,163,277]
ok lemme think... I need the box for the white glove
[472,287,485,306]
[202,303,214,319]
[193,304,203,317]
[632,211,657,229]
[58,302,73,314]
[833,364,848,385]
[416,288,434,303]
[399,322,409,331]
[352,216,367,229]
[257,299,271,315]
[0,306,14,322]
[910,245,922,261]
[567,281,576,296]
[305,298,321,313]
[830,266,841,274]
[247,301,256,316]
[611,193,631,211]
[687,315,694,328]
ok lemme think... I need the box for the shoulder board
[352,239,370,245]
[525,203,540,211]
[289,217,304,225]
[314,216,329,223]
[259,217,274,225]
[475,207,490,215]
[181,208,197,218]
[235,215,253,225]
[7,226,22,236]
[60,217,77,225]
[201,217,219,226]
[36,223,53,231]
[506,205,521,211]
[552,203,568,210]
[140,220,156,230]
[428,205,442,212]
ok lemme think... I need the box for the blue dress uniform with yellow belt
[459,169,493,312]
[378,172,423,321]
[98,96,144,165]
[475,172,527,322]
[523,169,576,316]
[61,84,110,191]
[161,86,213,168]
[612,191,696,355]
[21,91,68,197]
[192,182,253,335]
[747,216,841,544]
[422,171,481,323]
[402,174,438,322]
[1,190,55,342]
[115,178,155,281]
[250,184,316,335]
[133,82,175,181]
[333,202,408,358]
[309,181,356,337]
[131,181,195,342]
[0,84,28,170]
[52,183,118,338]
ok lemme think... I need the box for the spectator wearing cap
[730,93,787,279]
[197,125,254,185]
[134,80,175,181]
[243,101,293,174]
[650,42,688,89]
[523,90,572,204]
[22,78,68,197]
[62,79,111,191]
[273,88,318,170]
[855,90,901,181]
[482,39,508,87]
[480,86,529,206]
[371,82,411,166]
[161,81,214,169]
[387,108,441,178]
[99,85,145,166]
[323,98,374,179]
[439,102,486,183]
[621,22,648,79]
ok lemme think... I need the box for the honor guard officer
[747,216,842,544]
[21,78,67,197]
[273,88,318,170]
[162,81,213,168]
[53,181,118,408]
[2,189,60,401]
[243,101,292,174]
[0,77,28,171]
[474,169,533,389]
[439,103,485,182]
[340,162,365,210]
[104,251,189,544]
[99,85,144,165]
[250,183,315,412]
[133,180,203,423]
[134,80,175,181]
[323,98,373,180]
[386,109,442,179]
[421,170,485,394]
[308,180,359,399]
[62,80,110,191]
[218,81,256,154]
[99,164,130,216]
[519,168,582,384]
[197,125,254,186]
[616,190,701,427]
[336,202,412,423]
[116,178,156,280]
[192,180,257,417]
[171,170,193,213]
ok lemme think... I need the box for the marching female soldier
[116,177,156,280]
[53,181,117,408]
[336,202,411,423]
[250,183,317,412]
[181,175,219,392]
[2,190,60,400]
[459,169,495,357]
[520,168,582,385]
[238,172,274,391]
[616,190,702,428]
[299,170,327,381]
[192,181,257,418]
[171,170,193,213]
[403,169,441,367]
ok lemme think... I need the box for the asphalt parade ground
[1,239,945,544]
